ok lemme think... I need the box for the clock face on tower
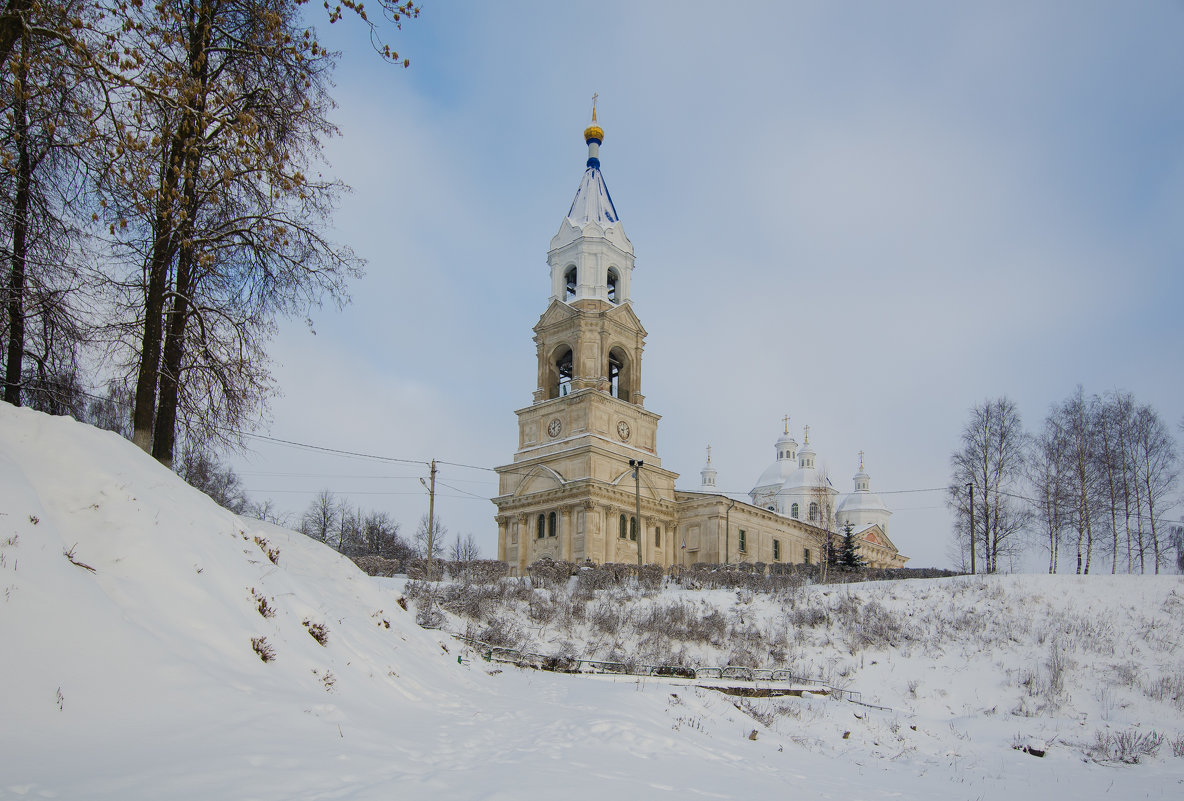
[547,418,562,438]
[617,420,631,441]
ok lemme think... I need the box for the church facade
[493,116,907,574]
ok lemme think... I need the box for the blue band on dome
[585,136,602,145]
[586,157,600,169]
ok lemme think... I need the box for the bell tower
[494,106,678,574]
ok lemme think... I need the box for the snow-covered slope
[1,404,1181,799]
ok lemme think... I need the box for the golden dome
[584,123,604,143]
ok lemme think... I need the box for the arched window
[556,347,572,397]
[655,526,661,547]
[619,514,627,539]
[548,512,557,538]
[607,267,619,303]
[537,514,545,539]
[629,516,637,541]
[564,266,577,302]
[790,503,799,519]
[608,347,633,402]
[808,502,819,522]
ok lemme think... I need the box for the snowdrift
[1,404,1181,800]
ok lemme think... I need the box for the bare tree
[1048,387,1104,574]
[1,0,92,410]
[1093,391,1138,573]
[948,397,1029,573]
[414,514,447,561]
[449,533,481,563]
[1128,404,1178,573]
[175,444,250,514]
[301,489,338,546]
[809,474,836,583]
[82,0,417,464]
[1028,415,1069,573]
[336,500,365,557]
[360,511,411,559]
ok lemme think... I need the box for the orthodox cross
[782,414,790,435]
[705,444,712,464]
[803,424,810,444]
[591,92,599,121]
[858,450,865,470]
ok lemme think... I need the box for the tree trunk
[131,134,184,451]
[0,0,33,72]
[151,253,191,468]
[3,34,30,406]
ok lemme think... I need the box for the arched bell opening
[607,267,619,304]
[545,345,574,399]
[607,346,633,402]
[564,265,577,302]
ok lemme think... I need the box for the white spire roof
[567,167,619,227]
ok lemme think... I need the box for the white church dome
[836,459,891,534]
[750,424,799,507]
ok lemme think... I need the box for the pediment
[858,524,899,553]
[609,467,662,501]
[535,300,577,331]
[513,464,566,497]
[602,302,647,337]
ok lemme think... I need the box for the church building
[493,113,907,574]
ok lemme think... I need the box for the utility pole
[422,459,438,579]
[629,459,644,566]
[966,482,975,575]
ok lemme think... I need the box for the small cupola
[699,445,717,490]
[798,425,816,470]
[774,415,798,463]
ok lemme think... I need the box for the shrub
[253,536,280,565]
[415,597,445,629]
[528,557,578,590]
[1091,729,1164,763]
[470,616,523,649]
[303,620,329,646]
[352,555,402,577]
[251,588,275,618]
[251,636,276,662]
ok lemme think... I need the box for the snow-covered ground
[2,404,1181,799]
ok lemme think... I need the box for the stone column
[516,514,529,576]
[561,505,574,562]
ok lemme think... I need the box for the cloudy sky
[232,1,1184,570]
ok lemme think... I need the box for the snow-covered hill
[1,404,1181,799]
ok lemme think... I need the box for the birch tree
[948,397,1028,573]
